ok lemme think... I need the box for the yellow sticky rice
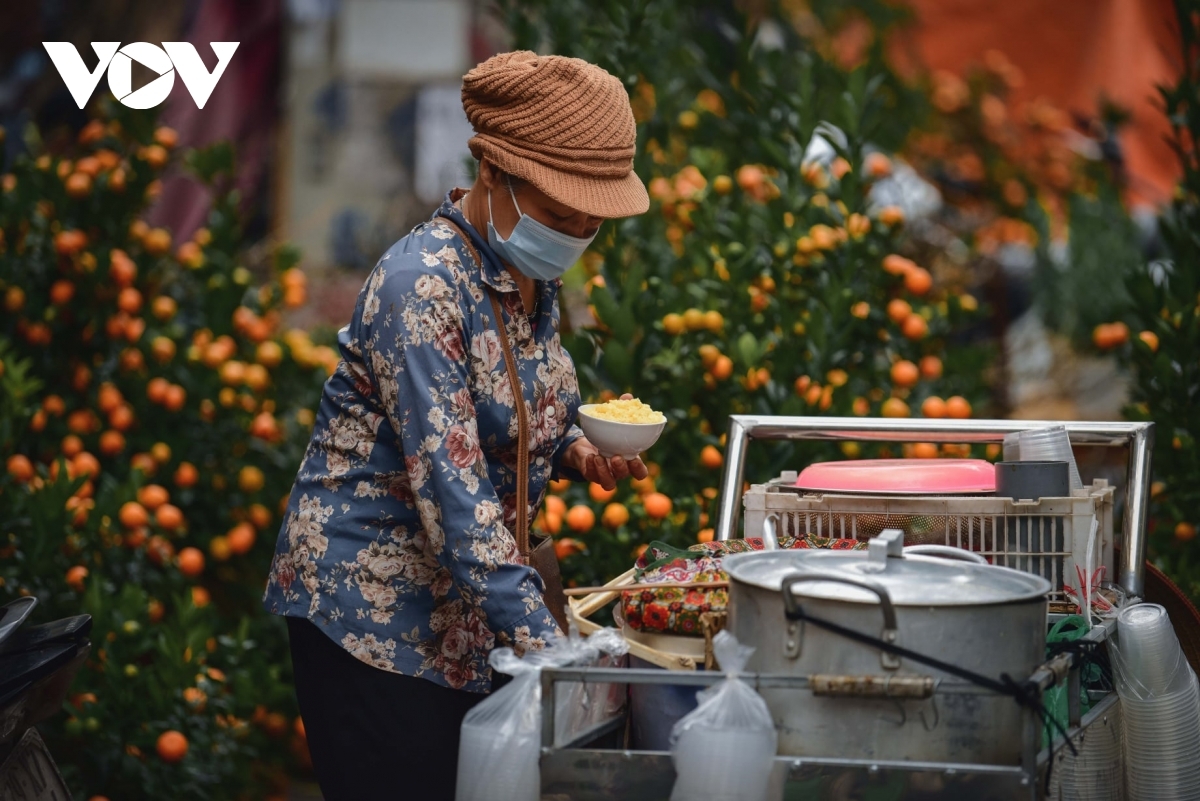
[583,398,665,424]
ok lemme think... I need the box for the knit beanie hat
[461,51,649,219]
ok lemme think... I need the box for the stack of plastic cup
[1003,432,1021,462]
[1018,425,1083,492]
[1049,699,1124,801]
[1113,603,1200,799]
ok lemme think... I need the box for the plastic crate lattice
[743,476,1115,600]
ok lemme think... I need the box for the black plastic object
[0,597,38,651]
[0,680,32,710]
[994,460,1070,501]
[0,642,79,698]
[0,614,92,656]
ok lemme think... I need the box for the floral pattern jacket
[263,190,582,692]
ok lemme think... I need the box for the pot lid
[795,459,996,495]
[723,531,1051,606]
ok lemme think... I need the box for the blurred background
[1,1,1197,799]
[1,0,1178,415]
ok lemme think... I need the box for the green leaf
[184,142,236,184]
[736,331,761,367]
[600,339,633,387]
[590,283,634,343]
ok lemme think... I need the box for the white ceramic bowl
[576,404,665,459]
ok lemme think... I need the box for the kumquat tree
[12,1,1162,796]
[1090,0,1200,601]
[0,103,331,798]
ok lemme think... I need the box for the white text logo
[42,42,239,110]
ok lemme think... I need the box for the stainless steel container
[723,530,1051,765]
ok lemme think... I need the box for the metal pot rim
[723,549,1052,606]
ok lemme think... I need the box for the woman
[262,51,650,800]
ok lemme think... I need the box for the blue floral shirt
[263,190,583,692]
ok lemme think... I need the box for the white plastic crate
[743,475,1115,601]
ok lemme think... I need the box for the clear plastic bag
[553,625,629,746]
[455,624,629,801]
[668,631,778,801]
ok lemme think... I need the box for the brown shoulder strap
[437,216,531,561]
[488,290,530,560]
[437,216,486,275]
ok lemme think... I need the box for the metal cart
[543,417,1153,800]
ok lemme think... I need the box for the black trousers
[287,616,493,801]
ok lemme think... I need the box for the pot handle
[902,545,988,565]
[779,571,900,669]
[761,513,780,551]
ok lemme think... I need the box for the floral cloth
[622,536,868,636]
[263,190,582,692]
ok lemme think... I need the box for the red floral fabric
[621,536,867,636]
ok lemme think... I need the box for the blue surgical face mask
[486,182,595,281]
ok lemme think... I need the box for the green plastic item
[1042,615,1097,747]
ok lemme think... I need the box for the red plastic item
[795,459,996,495]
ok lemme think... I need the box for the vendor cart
[549,416,1155,801]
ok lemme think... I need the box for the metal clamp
[902,545,988,565]
[810,674,935,699]
[779,570,900,669]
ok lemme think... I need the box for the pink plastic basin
[795,458,996,495]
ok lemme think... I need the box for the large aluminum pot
[723,530,1051,765]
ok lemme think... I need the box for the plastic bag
[668,631,778,801]
[455,625,628,801]
[552,624,629,746]
[454,648,545,801]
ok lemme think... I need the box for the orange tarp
[893,0,1182,206]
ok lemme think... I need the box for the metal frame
[537,416,1148,798]
[538,666,1037,800]
[713,417,1154,596]
[537,622,1116,801]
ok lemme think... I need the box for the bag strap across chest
[436,217,531,560]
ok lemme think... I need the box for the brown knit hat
[462,51,649,219]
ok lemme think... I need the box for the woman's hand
[563,438,648,490]
[562,395,650,490]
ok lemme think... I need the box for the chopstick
[562,580,730,596]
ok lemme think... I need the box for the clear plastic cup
[1124,699,1200,721]
[1126,772,1200,799]
[1113,603,1200,799]
[1117,604,1194,694]
[1121,684,1199,730]
[1122,716,1199,735]
[1018,426,1083,491]
[1051,700,1124,801]
[1122,698,1200,793]
[1003,432,1021,462]
[1122,716,1200,739]
[1121,681,1199,712]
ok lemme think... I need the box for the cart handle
[713,416,1155,597]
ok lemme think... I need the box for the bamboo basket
[568,569,731,671]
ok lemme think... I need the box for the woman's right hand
[562,437,648,491]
